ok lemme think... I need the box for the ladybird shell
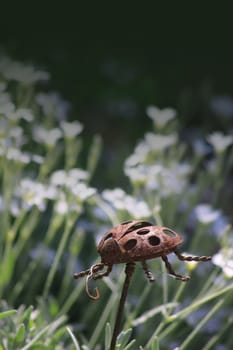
[97,220,183,264]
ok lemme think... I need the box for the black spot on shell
[104,233,113,242]
[148,236,160,246]
[123,221,153,236]
[137,229,150,235]
[124,239,137,250]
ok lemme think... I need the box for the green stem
[168,283,233,320]
[43,215,75,300]
[178,299,224,350]
[89,292,118,349]
[202,315,233,350]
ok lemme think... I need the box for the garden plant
[0,54,233,349]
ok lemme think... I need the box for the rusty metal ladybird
[74,220,211,300]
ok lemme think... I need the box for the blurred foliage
[0,52,233,349]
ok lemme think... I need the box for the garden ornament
[74,220,211,349]
[74,220,211,300]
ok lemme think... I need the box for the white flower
[7,108,34,122]
[213,248,233,278]
[31,154,44,164]
[146,105,176,128]
[145,132,177,152]
[15,178,57,211]
[54,192,69,214]
[207,132,233,153]
[125,162,191,197]
[50,168,89,187]
[124,133,177,169]
[0,92,15,116]
[193,204,221,224]
[102,188,151,218]
[0,56,49,84]
[33,126,62,147]
[6,148,31,164]
[60,120,83,138]
[71,183,96,201]
[124,142,151,167]
[36,92,70,120]
[124,164,149,184]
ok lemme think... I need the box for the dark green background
[1,4,233,186]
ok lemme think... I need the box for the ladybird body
[97,220,183,265]
[74,220,211,300]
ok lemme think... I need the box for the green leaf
[0,309,17,319]
[67,326,81,350]
[0,248,16,287]
[150,336,159,350]
[105,323,111,350]
[15,323,25,344]
[116,328,133,349]
[123,339,136,350]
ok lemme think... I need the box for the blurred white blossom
[36,92,70,120]
[54,191,69,215]
[213,248,233,278]
[193,204,221,224]
[145,132,177,152]
[33,126,62,147]
[207,132,233,153]
[14,178,57,211]
[102,188,151,218]
[7,108,34,122]
[125,162,191,197]
[146,105,176,128]
[50,168,89,187]
[6,148,31,164]
[0,56,49,84]
[0,91,15,116]
[125,132,177,168]
[60,120,83,138]
[71,183,96,201]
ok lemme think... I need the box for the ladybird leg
[92,265,112,280]
[73,268,90,279]
[174,248,212,262]
[161,255,190,282]
[141,261,155,282]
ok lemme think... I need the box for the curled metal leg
[86,272,100,300]
[74,263,112,301]
[161,255,190,282]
